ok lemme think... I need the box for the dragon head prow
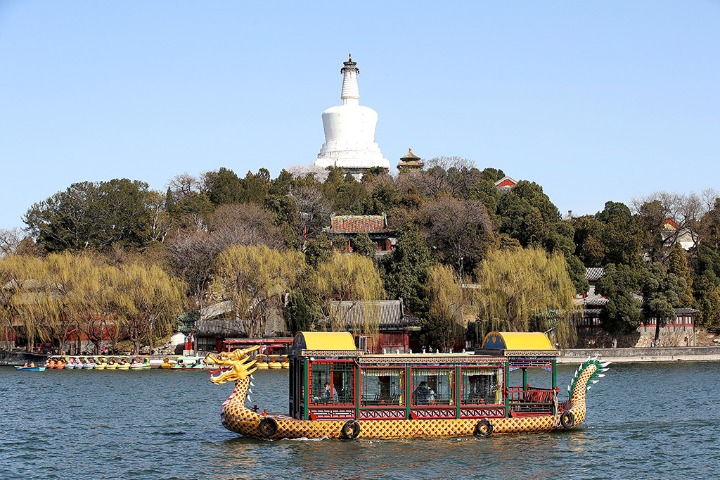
[207,345,261,384]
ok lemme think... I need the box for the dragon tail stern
[567,357,610,403]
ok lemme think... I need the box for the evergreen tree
[596,201,644,266]
[595,263,645,336]
[667,243,694,307]
[283,288,318,334]
[380,226,434,316]
[351,233,378,258]
[204,167,244,205]
[303,234,333,269]
[642,262,686,342]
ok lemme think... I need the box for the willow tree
[426,264,464,352]
[0,254,47,351]
[315,252,385,333]
[33,253,119,354]
[0,255,25,347]
[118,263,186,354]
[33,253,73,353]
[210,245,305,339]
[0,253,105,353]
[43,252,110,354]
[474,247,576,348]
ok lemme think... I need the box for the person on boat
[320,382,338,403]
[29,362,35,368]
[413,381,435,405]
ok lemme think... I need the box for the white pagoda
[314,55,390,175]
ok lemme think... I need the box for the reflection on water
[2,362,720,479]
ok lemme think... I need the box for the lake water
[1,362,719,479]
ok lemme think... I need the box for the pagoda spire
[315,55,389,175]
[340,54,360,105]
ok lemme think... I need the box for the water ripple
[2,363,720,479]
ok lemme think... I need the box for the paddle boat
[45,357,65,370]
[171,356,205,370]
[267,355,283,369]
[208,331,609,440]
[160,358,176,369]
[15,363,45,372]
[255,354,269,370]
[130,358,151,370]
[63,357,78,369]
[81,358,96,369]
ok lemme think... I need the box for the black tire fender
[474,419,493,437]
[560,411,575,429]
[340,420,360,439]
[258,417,279,437]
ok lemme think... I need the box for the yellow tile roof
[295,332,357,351]
[481,331,554,351]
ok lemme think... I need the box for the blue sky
[1,1,719,230]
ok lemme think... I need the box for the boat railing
[361,393,403,407]
[308,405,356,420]
[507,386,557,413]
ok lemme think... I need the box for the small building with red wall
[494,176,517,192]
[328,299,420,353]
[325,214,396,257]
[573,267,697,346]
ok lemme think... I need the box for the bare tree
[208,203,284,249]
[292,186,332,239]
[0,228,23,258]
[425,156,476,171]
[167,203,285,313]
[632,190,715,258]
[166,231,223,313]
[146,190,170,243]
[421,197,497,277]
[167,173,202,199]
[287,164,330,183]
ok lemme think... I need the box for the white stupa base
[315,154,390,170]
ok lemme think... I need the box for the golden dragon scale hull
[222,410,587,440]
[220,378,588,440]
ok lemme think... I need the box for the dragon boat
[208,331,608,440]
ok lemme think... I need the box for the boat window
[309,361,355,405]
[411,368,454,406]
[508,364,552,389]
[360,368,405,406]
[461,367,503,405]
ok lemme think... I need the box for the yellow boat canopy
[294,332,357,351]
[481,331,555,352]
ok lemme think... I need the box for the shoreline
[557,346,720,364]
[4,346,720,367]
